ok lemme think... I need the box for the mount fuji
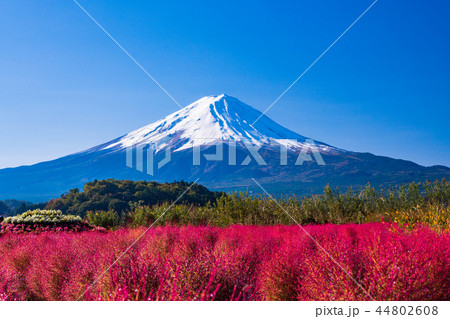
[1,94,449,201]
[97,94,337,153]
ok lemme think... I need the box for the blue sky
[0,0,449,168]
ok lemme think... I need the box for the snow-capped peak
[102,94,335,153]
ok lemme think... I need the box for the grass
[0,223,448,301]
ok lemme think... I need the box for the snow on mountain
[101,94,338,154]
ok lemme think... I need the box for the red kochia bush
[0,223,448,301]
[0,222,103,234]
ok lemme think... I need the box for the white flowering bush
[3,209,82,225]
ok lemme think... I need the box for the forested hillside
[45,179,222,216]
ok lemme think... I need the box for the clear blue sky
[0,0,449,168]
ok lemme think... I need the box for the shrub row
[0,210,103,234]
[85,179,450,232]
[0,224,448,300]
[3,209,82,225]
[0,222,99,234]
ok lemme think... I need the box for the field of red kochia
[0,223,448,301]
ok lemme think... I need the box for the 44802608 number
[376,306,438,316]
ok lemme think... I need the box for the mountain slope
[92,94,338,154]
[0,94,449,201]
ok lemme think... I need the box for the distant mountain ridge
[1,94,449,201]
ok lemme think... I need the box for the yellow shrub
[391,204,449,233]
